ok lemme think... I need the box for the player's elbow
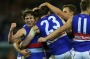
[8,37,13,44]
[8,40,13,44]
[8,38,14,44]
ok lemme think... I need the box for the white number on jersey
[78,17,87,34]
[41,16,60,35]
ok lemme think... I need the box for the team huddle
[8,0,90,59]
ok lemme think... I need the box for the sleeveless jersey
[22,24,43,48]
[72,14,90,52]
[36,14,72,55]
[17,24,44,59]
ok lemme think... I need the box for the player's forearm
[46,17,72,40]
[46,29,60,41]
[46,3,68,19]
[21,35,34,48]
[21,36,31,48]
[8,30,14,44]
[13,43,21,53]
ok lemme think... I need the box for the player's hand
[39,2,48,8]
[20,49,31,57]
[10,23,16,31]
[38,37,47,42]
[32,7,39,11]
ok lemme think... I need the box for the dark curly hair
[21,9,34,20]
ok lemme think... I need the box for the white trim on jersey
[27,48,44,53]
[47,32,67,45]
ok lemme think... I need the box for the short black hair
[39,6,50,16]
[33,8,41,18]
[63,4,77,15]
[80,0,90,11]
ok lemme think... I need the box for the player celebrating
[38,0,90,59]
[8,9,45,59]
[20,6,72,59]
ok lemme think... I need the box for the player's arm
[38,16,73,42]
[46,16,72,40]
[13,39,30,57]
[8,28,25,44]
[39,2,68,20]
[13,39,23,53]
[20,25,39,48]
[8,23,25,44]
[8,23,16,44]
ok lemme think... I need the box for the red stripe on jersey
[74,33,90,40]
[26,42,43,48]
[74,33,90,37]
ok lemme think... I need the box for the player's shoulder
[32,25,38,30]
[17,28,26,34]
[32,25,39,33]
[21,28,26,31]
[18,24,27,32]
[73,14,84,18]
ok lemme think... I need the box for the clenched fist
[10,23,16,31]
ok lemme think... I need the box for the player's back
[72,14,90,52]
[36,14,72,55]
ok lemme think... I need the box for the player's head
[22,9,35,27]
[39,6,50,17]
[80,0,90,14]
[33,7,41,22]
[63,4,77,17]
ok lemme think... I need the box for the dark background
[0,0,81,59]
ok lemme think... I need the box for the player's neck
[81,11,89,15]
[41,15,48,19]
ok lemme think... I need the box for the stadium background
[0,0,81,59]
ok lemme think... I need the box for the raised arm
[39,2,68,20]
[8,23,16,44]
[20,25,39,48]
[38,16,73,42]
[8,23,25,44]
